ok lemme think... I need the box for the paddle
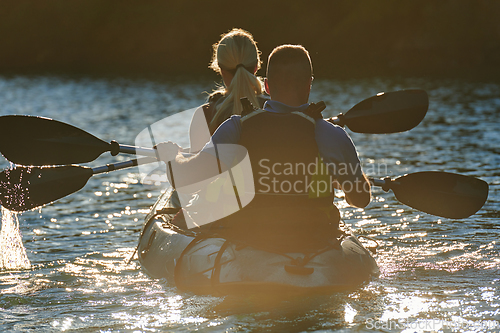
[370,172,489,219]
[0,157,157,212]
[0,155,488,218]
[328,89,428,134]
[0,89,428,166]
[0,115,157,166]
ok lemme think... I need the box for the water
[0,75,498,332]
[0,208,30,270]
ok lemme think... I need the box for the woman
[155,28,267,208]
[189,28,269,152]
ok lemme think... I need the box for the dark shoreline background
[1,0,499,81]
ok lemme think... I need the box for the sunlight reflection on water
[0,75,498,332]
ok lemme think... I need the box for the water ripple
[0,75,499,332]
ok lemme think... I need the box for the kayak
[137,188,379,295]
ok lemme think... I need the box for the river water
[0,75,498,332]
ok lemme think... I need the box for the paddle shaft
[0,153,487,218]
[0,89,428,166]
[117,144,157,158]
[90,165,490,220]
[92,156,159,175]
[93,148,192,175]
[370,177,388,188]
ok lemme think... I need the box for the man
[158,45,370,251]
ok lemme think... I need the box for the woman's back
[189,28,265,152]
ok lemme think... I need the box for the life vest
[205,107,340,253]
[238,108,335,209]
[202,93,270,134]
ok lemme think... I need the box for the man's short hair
[266,45,313,87]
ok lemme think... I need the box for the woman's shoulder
[207,91,226,105]
[202,91,226,122]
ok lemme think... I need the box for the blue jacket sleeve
[315,119,364,183]
[200,115,243,168]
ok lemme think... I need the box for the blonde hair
[209,28,264,132]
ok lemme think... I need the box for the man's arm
[343,172,371,208]
[316,119,371,208]
[167,148,221,188]
[157,116,242,189]
[331,169,371,208]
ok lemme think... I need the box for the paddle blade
[0,165,93,212]
[390,171,489,219]
[343,89,428,134]
[0,115,111,165]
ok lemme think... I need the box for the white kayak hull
[138,189,379,294]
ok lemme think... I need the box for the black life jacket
[207,106,340,253]
[238,109,335,209]
[203,93,270,134]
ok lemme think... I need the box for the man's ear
[264,78,270,95]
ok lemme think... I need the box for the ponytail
[208,28,264,133]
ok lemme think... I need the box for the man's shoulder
[216,115,242,132]
[315,119,351,139]
[211,115,242,144]
[315,119,361,168]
